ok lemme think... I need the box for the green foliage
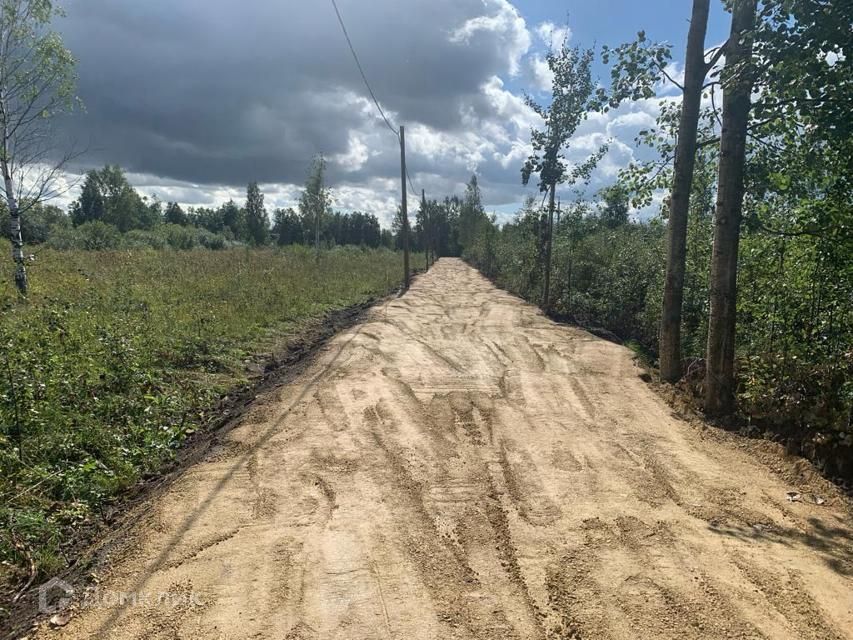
[164,202,189,226]
[597,184,630,228]
[463,179,852,474]
[522,44,606,191]
[18,204,70,245]
[299,156,331,243]
[70,166,161,232]
[600,30,673,109]
[245,182,270,245]
[0,245,423,583]
[273,207,303,245]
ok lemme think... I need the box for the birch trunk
[542,182,555,311]
[1,162,27,295]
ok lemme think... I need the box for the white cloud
[449,0,531,75]
[535,21,571,49]
[333,133,372,172]
[529,55,553,92]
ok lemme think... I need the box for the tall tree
[0,0,78,294]
[458,174,486,249]
[298,156,330,256]
[659,0,716,382]
[522,44,607,310]
[705,0,758,415]
[219,199,245,240]
[245,182,269,245]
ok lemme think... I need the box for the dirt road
[39,258,852,639]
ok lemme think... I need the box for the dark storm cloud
[57,0,524,186]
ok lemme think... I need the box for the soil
[24,258,853,639]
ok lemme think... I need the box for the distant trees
[0,0,79,293]
[272,208,303,246]
[220,199,246,240]
[71,166,160,231]
[458,175,488,249]
[597,184,630,229]
[299,156,331,254]
[245,182,270,245]
[30,156,421,254]
[164,202,188,226]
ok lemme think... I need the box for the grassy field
[0,244,422,594]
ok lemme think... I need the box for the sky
[51,0,732,226]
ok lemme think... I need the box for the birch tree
[0,0,77,294]
[522,44,607,311]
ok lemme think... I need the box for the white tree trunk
[1,163,27,295]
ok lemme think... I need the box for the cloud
[535,21,572,49]
[45,0,679,228]
[449,0,532,76]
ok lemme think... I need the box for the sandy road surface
[39,258,852,639]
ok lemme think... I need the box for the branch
[703,40,729,73]
[654,61,684,92]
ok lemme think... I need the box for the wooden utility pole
[542,182,556,311]
[400,125,410,289]
[315,195,321,261]
[422,189,430,269]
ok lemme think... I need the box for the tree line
[2,161,392,251]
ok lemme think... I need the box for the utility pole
[315,194,321,261]
[542,182,555,311]
[315,154,323,261]
[422,189,430,269]
[400,125,410,289]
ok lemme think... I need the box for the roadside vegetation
[462,0,852,482]
[0,245,421,596]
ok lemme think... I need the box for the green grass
[0,244,423,591]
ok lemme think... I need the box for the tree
[659,0,716,383]
[191,206,225,234]
[705,0,758,416]
[219,199,245,240]
[458,175,486,249]
[602,3,725,382]
[522,44,607,310]
[298,156,330,256]
[70,166,159,232]
[272,207,303,245]
[245,182,269,245]
[598,184,630,228]
[0,0,78,294]
[164,201,188,226]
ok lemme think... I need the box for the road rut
[39,258,853,639]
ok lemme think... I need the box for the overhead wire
[330,0,422,200]
[330,0,400,140]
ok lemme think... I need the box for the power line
[330,0,400,139]
[405,167,418,199]
[330,0,423,203]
